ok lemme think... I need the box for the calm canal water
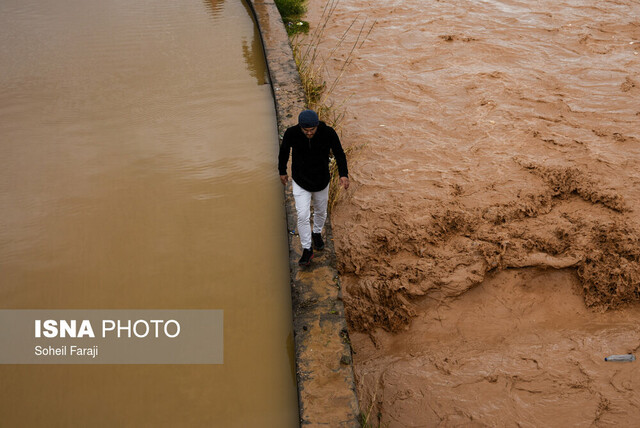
[0,0,298,426]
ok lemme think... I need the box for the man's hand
[340,176,350,190]
[280,174,289,185]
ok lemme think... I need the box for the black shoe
[312,233,324,251]
[298,247,313,266]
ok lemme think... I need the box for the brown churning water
[0,0,298,426]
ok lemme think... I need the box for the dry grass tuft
[288,0,375,211]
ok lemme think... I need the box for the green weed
[275,0,309,35]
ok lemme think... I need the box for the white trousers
[292,180,329,250]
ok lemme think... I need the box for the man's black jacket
[278,121,349,192]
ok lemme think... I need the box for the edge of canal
[245,1,361,426]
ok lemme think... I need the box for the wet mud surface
[304,0,640,425]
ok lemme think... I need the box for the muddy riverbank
[304,0,640,425]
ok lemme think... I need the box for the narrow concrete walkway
[246,1,360,426]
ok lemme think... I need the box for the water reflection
[240,0,268,85]
[202,0,267,84]
[203,0,225,17]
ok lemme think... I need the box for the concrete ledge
[246,1,360,426]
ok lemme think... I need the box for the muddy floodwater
[0,0,298,426]
[305,0,640,425]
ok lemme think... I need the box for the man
[278,110,349,266]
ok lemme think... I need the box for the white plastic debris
[605,354,635,362]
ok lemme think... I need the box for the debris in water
[604,354,636,362]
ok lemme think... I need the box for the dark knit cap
[298,110,319,128]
